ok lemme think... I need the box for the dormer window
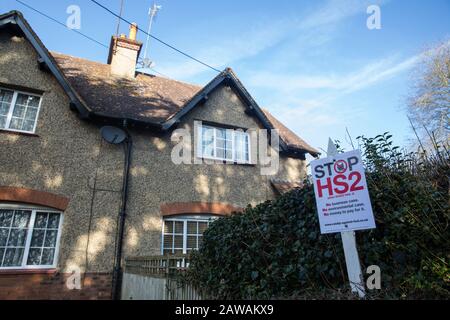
[0,88,42,134]
[197,123,251,164]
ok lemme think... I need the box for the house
[0,11,319,300]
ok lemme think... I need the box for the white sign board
[311,149,376,234]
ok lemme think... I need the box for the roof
[51,52,202,124]
[1,10,320,157]
[261,108,319,156]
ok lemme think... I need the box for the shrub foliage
[188,133,449,299]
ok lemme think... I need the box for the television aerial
[140,3,162,69]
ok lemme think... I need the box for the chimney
[107,23,142,78]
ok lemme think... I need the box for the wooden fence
[121,255,203,300]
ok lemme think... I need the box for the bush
[188,133,450,299]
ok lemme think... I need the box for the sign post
[310,139,376,298]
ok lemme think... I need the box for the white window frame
[161,216,215,255]
[197,123,252,164]
[0,87,43,134]
[0,203,63,270]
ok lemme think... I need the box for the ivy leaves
[188,133,449,299]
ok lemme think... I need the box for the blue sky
[2,0,449,154]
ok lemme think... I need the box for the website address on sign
[325,219,369,226]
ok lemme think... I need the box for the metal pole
[143,5,155,60]
[115,0,124,37]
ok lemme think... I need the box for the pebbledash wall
[0,28,306,299]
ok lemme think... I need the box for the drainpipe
[110,122,132,300]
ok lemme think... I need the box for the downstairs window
[0,206,63,269]
[162,217,214,255]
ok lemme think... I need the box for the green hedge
[188,134,449,299]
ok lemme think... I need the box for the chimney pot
[129,23,138,41]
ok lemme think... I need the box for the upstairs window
[198,124,251,164]
[0,206,63,269]
[0,88,42,134]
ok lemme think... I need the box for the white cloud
[158,0,390,80]
[248,53,420,95]
[299,0,388,30]
[158,18,294,79]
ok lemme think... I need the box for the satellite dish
[100,126,127,144]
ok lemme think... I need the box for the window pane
[26,212,61,267]
[9,118,23,130]
[3,248,24,267]
[0,103,9,116]
[234,132,250,162]
[164,221,173,233]
[0,248,4,264]
[216,138,225,148]
[226,129,233,141]
[0,210,13,227]
[12,104,25,118]
[7,229,27,247]
[34,213,48,228]
[0,88,13,128]
[0,229,9,246]
[0,89,13,105]
[25,107,38,121]
[174,221,183,234]
[47,214,60,229]
[202,144,214,158]
[9,94,40,132]
[216,148,225,159]
[216,128,225,139]
[187,236,197,250]
[198,222,208,234]
[41,248,55,265]
[44,230,58,247]
[0,116,6,129]
[202,126,214,157]
[234,135,243,160]
[12,211,31,228]
[27,96,40,108]
[198,237,203,248]
[163,235,173,249]
[27,248,42,265]
[0,102,10,116]
[22,120,35,132]
[187,221,197,234]
[30,229,45,247]
[15,94,39,108]
[173,235,183,249]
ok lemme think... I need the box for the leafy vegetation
[188,133,449,299]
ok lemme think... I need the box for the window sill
[0,268,58,275]
[0,129,39,137]
[197,157,255,166]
